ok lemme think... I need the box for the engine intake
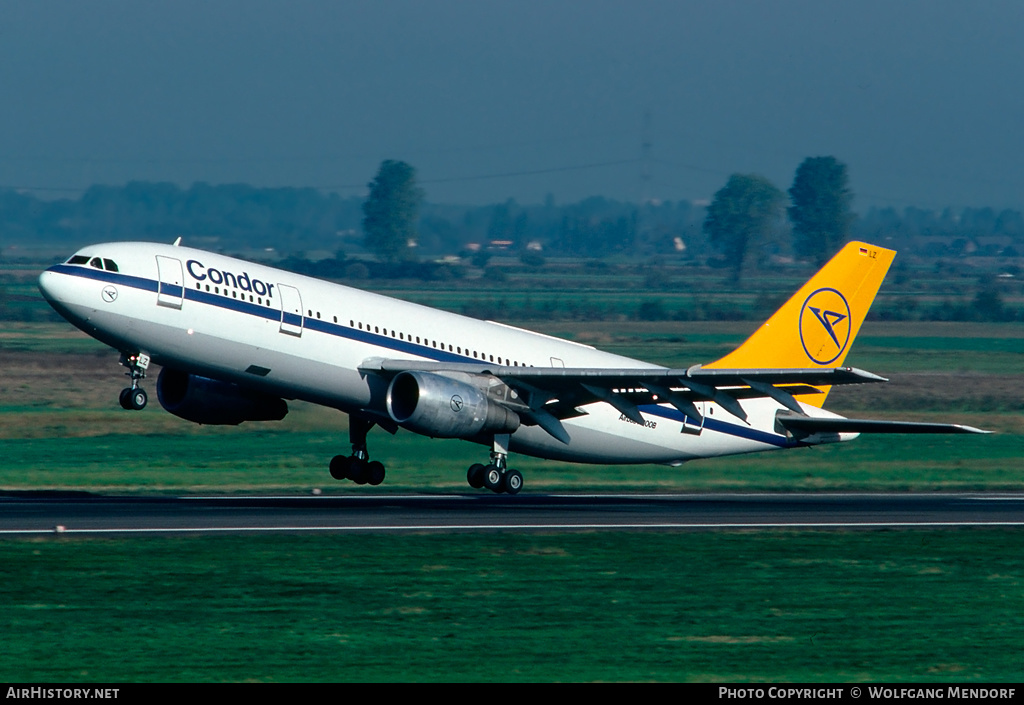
[386,371,520,439]
[156,368,288,425]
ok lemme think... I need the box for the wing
[359,358,890,444]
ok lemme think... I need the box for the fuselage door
[155,256,184,310]
[278,284,303,337]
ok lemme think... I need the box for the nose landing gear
[118,352,150,410]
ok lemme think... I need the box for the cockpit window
[66,254,118,271]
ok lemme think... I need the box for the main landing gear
[466,433,523,495]
[118,353,150,411]
[330,416,386,486]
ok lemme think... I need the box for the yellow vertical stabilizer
[705,241,896,407]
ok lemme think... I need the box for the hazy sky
[2,1,1023,210]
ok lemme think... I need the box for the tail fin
[705,241,896,407]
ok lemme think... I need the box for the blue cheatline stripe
[50,264,158,293]
[48,264,479,365]
[187,286,278,320]
[639,404,793,448]
[49,264,793,446]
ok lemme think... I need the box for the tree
[703,174,785,282]
[788,156,854,265]
[362,160,424,263]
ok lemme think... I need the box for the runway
[2,492,1024,535]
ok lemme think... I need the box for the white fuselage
[38,242,838,465]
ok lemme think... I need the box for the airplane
[37,239,986,494]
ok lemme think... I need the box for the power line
[0,158,643,196]
[0,184,86,195]
[325,159,642,191]
[0,129,635,167]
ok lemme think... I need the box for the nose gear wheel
[118,352,150,411]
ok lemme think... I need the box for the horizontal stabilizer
[776,413,990,436]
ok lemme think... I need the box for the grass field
[2,531,1022,682]
[1,310,1023,681]
[0,429,1016,495]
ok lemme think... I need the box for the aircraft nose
[38,266,87,325]
[38,268,65,303]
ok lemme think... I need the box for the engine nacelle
[386,371,520,439]
[156,368,288,426]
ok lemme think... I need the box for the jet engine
[386,371,520,439]
[156,367,288,425]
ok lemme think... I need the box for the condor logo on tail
[799,287,851,364]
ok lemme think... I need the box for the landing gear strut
[329,416,386,486]
[467,434,523,495]
[118,352,150,410]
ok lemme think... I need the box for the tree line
[0,178,706,262]
[3,159,1023,276]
